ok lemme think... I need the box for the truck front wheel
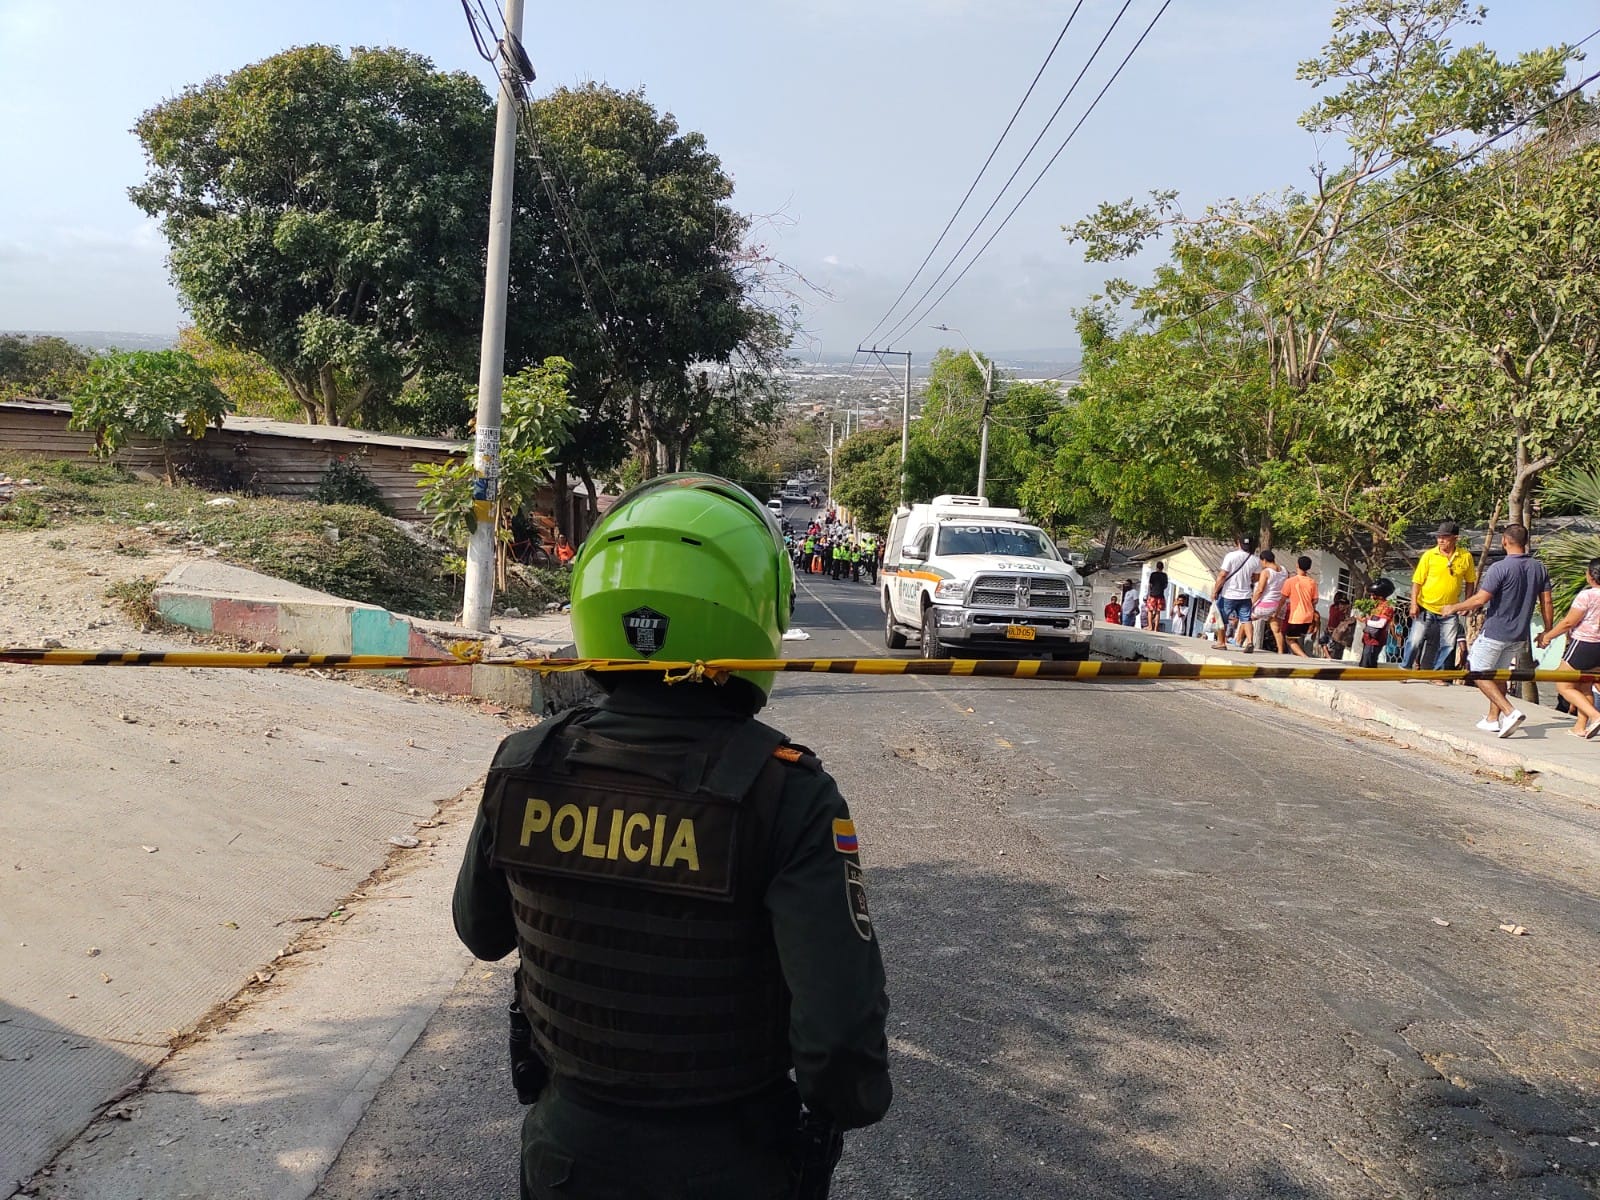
[885,602,908,650]
[920,605,949,659]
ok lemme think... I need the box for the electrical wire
[879,0,1176,348]
[858,2,1088,348]
[871,0,1142,351]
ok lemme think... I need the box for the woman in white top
[1248,549,1289,653]
[1534,558,1600,739]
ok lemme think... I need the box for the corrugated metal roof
[0,398,465,454]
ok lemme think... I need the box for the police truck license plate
[1005,624,1035,641]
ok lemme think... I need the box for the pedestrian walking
[453,473,892,1200]
[1120,580,1140,627]
[1533,557,1600,739]
[1404,520,1476,670]
[1211,535,1261,651]
[1441,522,1552,738]
[1279,556,1319,658]
[1248,550,1288,653]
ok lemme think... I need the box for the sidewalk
[1092,624,1600,797]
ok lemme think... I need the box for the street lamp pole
[858,345,913,504]
[932,324,993,501]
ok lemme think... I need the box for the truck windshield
[936,524,1060,559]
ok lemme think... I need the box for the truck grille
[969,574,1076,610]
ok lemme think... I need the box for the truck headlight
[933,579,967,602]
[1075,586,1092,607]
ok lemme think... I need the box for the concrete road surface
[309,572,1600,1200]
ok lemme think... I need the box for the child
[1103,596,1123,624]
[1358,578,1396,669]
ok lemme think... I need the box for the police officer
[453,473,892,1200]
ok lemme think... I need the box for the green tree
[1351,109,1600,533]
[415,358,575,584]
[130,45,492,428]
[831,427,902,533]
[1052,0,1574,555]
[68,350,232,480]
[0,334,91,399]
[1538,466,1600,611]
[176,327,299,420]
[505,84,789,515]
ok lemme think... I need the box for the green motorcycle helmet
[569,472,795,707]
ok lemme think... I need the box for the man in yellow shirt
[1403,520,1477,670]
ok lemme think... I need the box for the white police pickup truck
[880,495,1093,659]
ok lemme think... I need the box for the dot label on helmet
[621,606,670,656]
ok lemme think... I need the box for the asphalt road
[314,571,1600,1200]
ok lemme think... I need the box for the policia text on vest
[498,780,736,896]
[520,796,701,870]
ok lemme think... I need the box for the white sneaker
[1497,710,1526,738]
[1475,717,1500,733]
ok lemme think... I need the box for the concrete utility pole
[859,346,912,504]
[826,420,835,509]
[932,325,993,501]
[975,356,994,501]
[462,0,528,633]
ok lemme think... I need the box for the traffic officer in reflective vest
[453,473,892,1199]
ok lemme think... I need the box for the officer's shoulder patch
[771,741,822,772]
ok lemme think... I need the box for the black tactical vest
[486,707,795,1108]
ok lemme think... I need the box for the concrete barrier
[153,561,550,710]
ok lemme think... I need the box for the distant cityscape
[2,330,1079,429]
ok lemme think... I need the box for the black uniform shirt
[453,680,892,1130]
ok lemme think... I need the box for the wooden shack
[0,399,461,521]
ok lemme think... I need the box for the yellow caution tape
[2,647,1596,687]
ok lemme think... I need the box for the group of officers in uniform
[786,525,880,585]
[454,473,893,1199]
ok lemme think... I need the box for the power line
[880,0,1176,347]
[874,0,1143,350]
[858,2,1088,348]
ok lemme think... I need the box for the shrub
[311,456,391,514]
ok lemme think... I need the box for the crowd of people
[1105,522,1600,742]
[786,513,882,584]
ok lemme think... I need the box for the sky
[0,0,1591,360]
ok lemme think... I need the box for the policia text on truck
[454,473,892,1200]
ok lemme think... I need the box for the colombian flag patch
[832,818,858,854]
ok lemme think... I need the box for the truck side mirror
[902,543,925,562]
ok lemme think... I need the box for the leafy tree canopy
[0,334,91,399]
[505,83,788,498]
[130,45,493,428]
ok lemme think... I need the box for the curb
[152,562,562,712]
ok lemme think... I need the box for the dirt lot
[0,523,189,648]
